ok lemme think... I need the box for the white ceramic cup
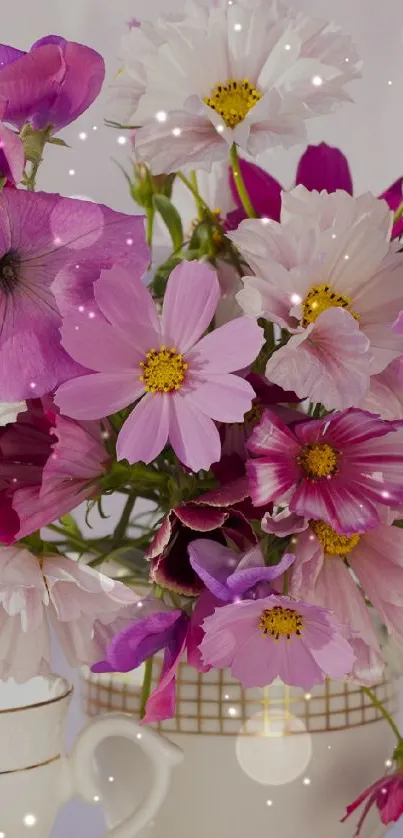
[0,675,182,838]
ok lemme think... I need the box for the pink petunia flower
[0,399,109,543]
[0,187,149,400]
[55,261,264,472]
[247,408,403,535]
[230,187,403,410]
[0,545,139,681]
[342,770,403,836]
[200,593,355,689]
[110,0,360,174]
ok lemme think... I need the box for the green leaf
[59,514,82,538]
[47,137,70,148]
[153,194,183,251]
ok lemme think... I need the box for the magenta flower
[0,35,105,132]
[201,594,355,689]
[0,187,148,400]
[93,597,211,723]
[342,771,403,835]
[0,398,109,543]
[247,408,403,535]
[0,545,138,681]
[55,261,264,472]
[0,101,24,184]
[227,144,403,239]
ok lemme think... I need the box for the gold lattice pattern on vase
[82,661,396,737]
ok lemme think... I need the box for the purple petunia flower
[0,188,148,400]
[0,35,105,132]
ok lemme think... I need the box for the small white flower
[109,0,361,174]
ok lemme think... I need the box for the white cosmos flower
[110,0,361,174]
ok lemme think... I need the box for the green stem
[190,170,204,220]
[312,403,322,420]
[146,206,155,247]
[362,686,403,743]
[177,172,212,217]
[394,201,403,225]
[283,570,289,595]
[112,494,136,546]
[140,657,154,719]
[229,143,257,219]
[47,524,100,554]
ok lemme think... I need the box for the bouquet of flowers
[2,1,403,832]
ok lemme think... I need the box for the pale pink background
[1,0,403,834]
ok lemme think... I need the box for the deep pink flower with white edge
[230,187,403,410]
[111,0,360,174]
[0,546,139,681]
[55,261,264,472]
[264,512,385,683]
[247,408,403,535]
[342,771,403,836]
[200,594,355,689]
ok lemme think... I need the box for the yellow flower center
[139,346,187,393]
[204,78,262,129]
[299,443,339,480]
[259,606,303,640]
[310,520,361,556]
[301,284,358,328]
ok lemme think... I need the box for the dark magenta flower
[0,35,105,132]
[227,144,403,239]
[342,770,403,835]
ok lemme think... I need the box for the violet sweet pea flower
[188,540,294,602]
[0,35,105,132]
[0,102,24,184]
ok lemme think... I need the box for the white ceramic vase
[0,674,182,838]
[81,660,396,838]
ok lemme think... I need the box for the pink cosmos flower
[361,359,403,420]
[0,546,139,681]
[0,36,105,133]
[247,408,403,535]
[342,770,403,836]
[0,399,109,543]
[201,593,355,689]
[0,187,148,400]
[111,0,360,174]
[55,261,264,472]
[230,187,403,410]
[290,514,403,647]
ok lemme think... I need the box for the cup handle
[69,712,183,837]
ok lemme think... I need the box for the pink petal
[0,44,66,129]
[187,374,255,422]
[56,373,144,419]
[145,513,174,561]
[266,309,371,411]
[168,392,221,472]
[306,627,356,680]
[291,477,379,535]
[175,506,228,530]
[60,314,142,372]
[278,638,325,689]
[133,110,228,176]
[117,393,170,464]
[94,265,160,339]
[247,457,297,507]
[0,123,25,183]
[161,262,220,354]
[296,143,353,194]
[187,317,264,373]
[262,509,308,538]
[247,409,300,457]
